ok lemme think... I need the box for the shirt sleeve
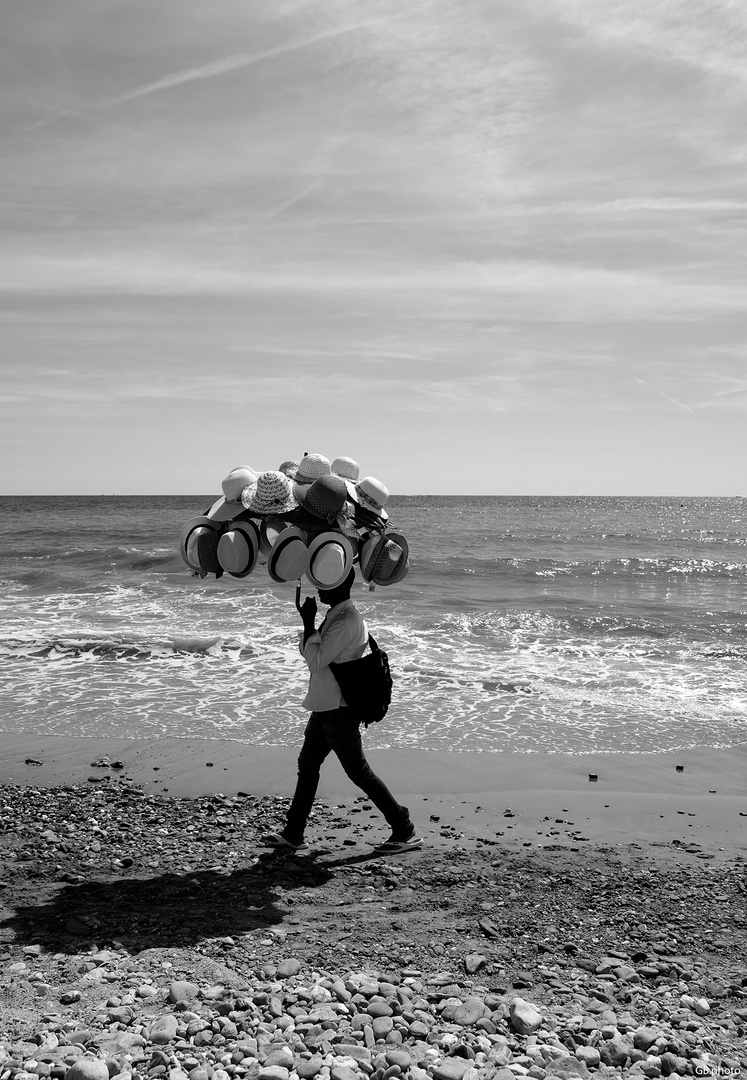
[301,614,355,673]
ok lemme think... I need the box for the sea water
[0,495,745,754]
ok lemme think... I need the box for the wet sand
[1,732,744,863]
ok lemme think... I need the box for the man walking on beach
[261,568,421,854]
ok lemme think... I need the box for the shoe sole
[261,833,308,852]
[373,838,423,854]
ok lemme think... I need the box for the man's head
[318,567,356,607]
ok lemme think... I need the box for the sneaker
[373,822,423,854]
[260,830,308,852]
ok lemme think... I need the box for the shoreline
[2,732,744,863]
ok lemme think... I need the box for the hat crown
[222,467,258,502]
[307,474,346,513]
[331,456,360,482]
[295,453,331,484]
[305,532,354,589]
[244,471,297,514]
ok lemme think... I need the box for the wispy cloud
[110,21,386,105]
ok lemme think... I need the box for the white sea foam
[1,494,745,754]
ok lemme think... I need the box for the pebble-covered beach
[1,778,745,1080]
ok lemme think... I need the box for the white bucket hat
[331,456,360,482]
[242,471,298,516]
[217,521,261,578]
[294,453,331,487]
[268,526,309,583]
[305,532,355,590]
[222,467,258,503]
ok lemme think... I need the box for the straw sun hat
[294,453,331,487]
[331,456,360,482]
[241,471,298,516]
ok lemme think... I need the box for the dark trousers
[285,709,408,841]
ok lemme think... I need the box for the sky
[1,0,746,496]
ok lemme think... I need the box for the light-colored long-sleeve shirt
[299,599,368,712]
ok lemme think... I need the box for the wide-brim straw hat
[206,496,247,523]
[278,460,299,478]
[179,516,221,572]
[222,466,258,503]
[360,530,409,586]
[305,532,355,590]
[297,474,348,524]
[243,471,298,516]
[217,521,260,578]
[331,456,360,482]
[268,526,309,583]
[294,453,331,486]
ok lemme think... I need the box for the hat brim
[260,516,291,561]
[217,521,260,578]
[206,496,248,522]
[180,516,221,571]
[268,526,309,583]
[305,532,354,590]
[245,495,298,516]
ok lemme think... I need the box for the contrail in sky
[111,22,382,105]
[633,376,693,412]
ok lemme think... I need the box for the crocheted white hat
[294,453,331,486]
[241,471,298,516]
[331,456,360,482]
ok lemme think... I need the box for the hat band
[358,489,383,512]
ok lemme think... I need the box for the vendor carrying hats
[260,568,422,855]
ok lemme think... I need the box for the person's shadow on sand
[1,854,333,954]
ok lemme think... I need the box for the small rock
[296,1059,324,1079]
[170,981,199,1004]
[276,958,301,978]
[464,954,487,975]
[598,1033,631,1068]
[633,1027,660,1052]
[65,1063,110,1080]
[509,998,543,1036]
[432,1061,472,1080]
[442,997,489,1026]
[150,1015,179,1045]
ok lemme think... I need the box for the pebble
[64,1064,110,1080]
[509,999,542,1036]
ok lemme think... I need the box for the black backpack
[330,633,393,727]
